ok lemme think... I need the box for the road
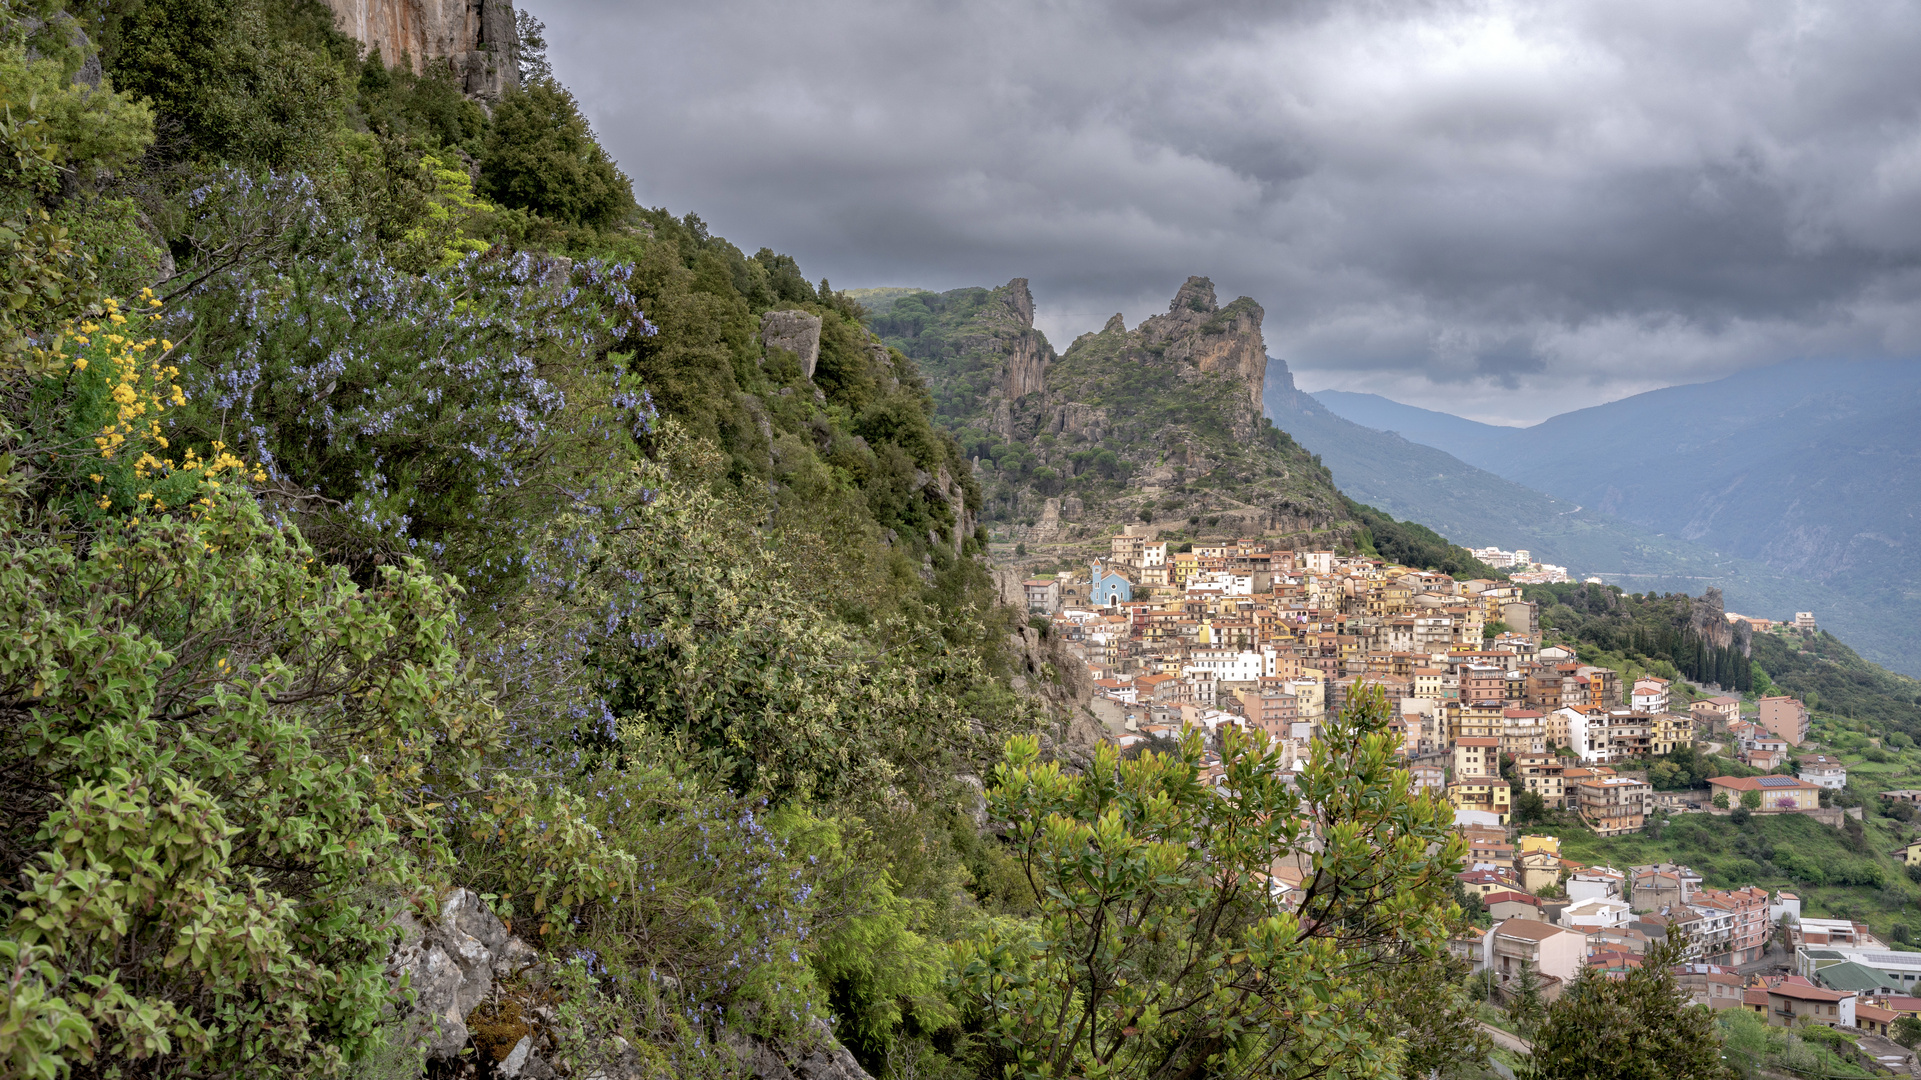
[1480,1021,1532,1056]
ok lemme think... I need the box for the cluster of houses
[1465,545,1574,585]
[1029,534,1825,835]
[1018,532,1921,1051]
[1455,854,1920,1040]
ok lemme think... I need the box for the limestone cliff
[320,0,520,99]
[863,279,1055,440]
[869,276,1353,552]
[1134,277,1266,410]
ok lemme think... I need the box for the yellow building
[1652,712,1694,756]
[1448,781,1511,825]
[1516,836,1564,894]
[1172,551,1198,585]
[1456,702,1505,741]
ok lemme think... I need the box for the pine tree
[1508,959,1546,1040]
[1521,937,1732,1080]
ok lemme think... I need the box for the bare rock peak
[1002,277,1035,326]
[1171,275,1217,314]
[1102,313,1127,334]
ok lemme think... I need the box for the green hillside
[1536,812,1921,941]
[0,3,1486,1077]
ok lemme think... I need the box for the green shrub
[478,80,632,227]
[954,688,1463,1078]
[0,493,497,1077]
[100,0,347,168]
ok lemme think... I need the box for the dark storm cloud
[535,0,1921,423]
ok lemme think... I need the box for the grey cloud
[534,0,1921,421]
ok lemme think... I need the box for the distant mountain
[1269,361,1788,588]
[1306,360,1921,676]
[869,279,1356,546]
[1310,389,1520,464]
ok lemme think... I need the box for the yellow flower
[72,358,87,370]
[97,497,111,509]
[89,473,102,483]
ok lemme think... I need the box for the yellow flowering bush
[22,289,263,524]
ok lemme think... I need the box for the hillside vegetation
[0,3,1482,1078]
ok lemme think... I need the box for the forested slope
[0,2,1483,1078]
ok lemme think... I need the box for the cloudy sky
[538,0,1921,425]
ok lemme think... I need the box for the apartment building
[1757,695,1811,745]
[1573,775,1653,836]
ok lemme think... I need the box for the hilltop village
[1016,530,1921,1050]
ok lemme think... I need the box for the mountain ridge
[870,278,1357,547]
[1305,361,1921,675]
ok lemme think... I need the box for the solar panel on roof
[1759,776,1797,787]
[1862,953,1921,968]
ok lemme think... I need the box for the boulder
[385,888,538,1060]
[761,309,824,378]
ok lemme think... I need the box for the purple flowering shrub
[164,208,655,612]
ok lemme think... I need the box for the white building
[1184,649,1264,684]
[1567,867,1626,904]
[1631,677,1671,713]
[1798,755,1848,790]
[1562,898,1633,933]
[1552,706,1591,761]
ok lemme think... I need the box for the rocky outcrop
[1688,587,1752,656]
[386,888,539,1060]
[1135,276,1267,410]
[1046,401,1108,441]
[386,890,876,1080]
[995,279,1051,401]
[761,309,823,379]
[320,0,520,100]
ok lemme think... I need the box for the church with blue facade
[1090,561,1133,606]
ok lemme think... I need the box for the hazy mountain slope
[1263,359,1921,675]
[1270,360,1748,577]
[1311,389,1519,465]
[1494,359,1920,581]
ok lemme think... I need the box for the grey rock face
[385,888,537,1060]
[761,310,824,379]
[499,1035,534,1077]
[383,891,872,1080]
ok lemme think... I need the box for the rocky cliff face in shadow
[320,0,520,99]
